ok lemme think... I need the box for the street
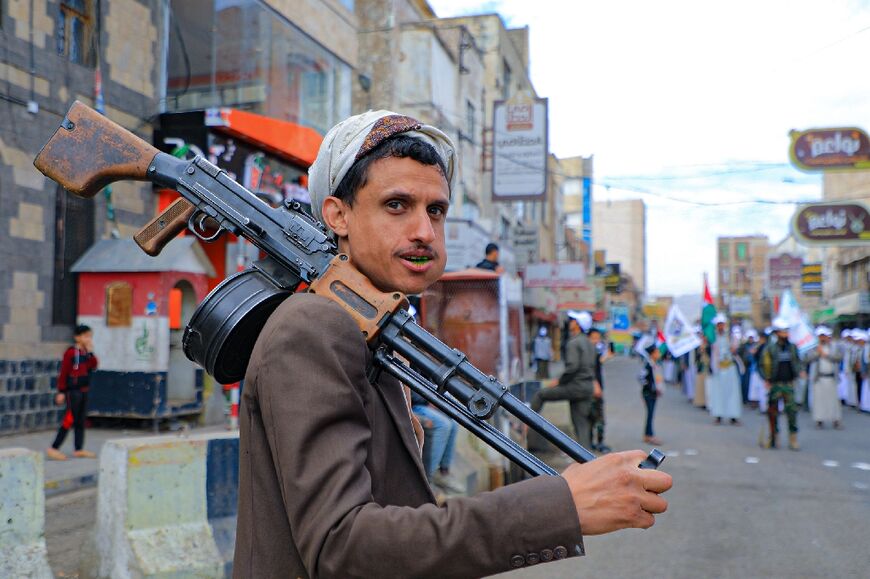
[45,488,97,578]
[496,356,870,579]
[40,356,870,578]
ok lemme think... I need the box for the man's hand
[593,381,603,399]
[544,378,559,388]
[55,393,65,406]
[764,380,771,390]
[562,450,672,535]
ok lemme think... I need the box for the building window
[721,267,730,285]
[166,0,352,135]
[52,187,95,326]
[465,99,475,143]
[57,0,95,66]
[106,282,133,327]
[720,243,729,261]
[736,242,747,261]
[502,59,512,99]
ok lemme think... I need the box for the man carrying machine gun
[233,111,673,578]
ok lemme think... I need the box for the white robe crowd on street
[664,312,869,445]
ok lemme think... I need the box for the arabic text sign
[525,262,586,288]
[492,96,548,200]
[791,202,870,246]
[789,127,870,171]
[769,253,804,291]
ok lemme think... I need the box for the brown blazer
[234,293,584,579]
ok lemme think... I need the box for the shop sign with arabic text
[789,127,870,171]
[791,202,870,245]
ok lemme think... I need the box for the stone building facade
[1,0,162,433]
[717,235,770,329]
[0,0,359,433]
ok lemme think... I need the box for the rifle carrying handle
[134,197,196,256]
[33,100,159,198]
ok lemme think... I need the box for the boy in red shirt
[46,324,98,460]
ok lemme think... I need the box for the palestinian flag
[701,274,717,343]
[656,328,668,355]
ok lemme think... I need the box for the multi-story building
[559,155,594,266]
[433,13,546,268]
[821,171,870,328]
[0,0,360,433]
[767,233,825,319]
[717,235,770,328]
[592,199,646,295]
[355,2,501,270]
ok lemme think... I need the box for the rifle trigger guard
[189,209,226,242]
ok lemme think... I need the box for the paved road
[46,487,96,578]
[40,357,869,578]
[496,356,870,579]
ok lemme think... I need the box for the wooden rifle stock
[34,101,159,197]
[34,101,195,256]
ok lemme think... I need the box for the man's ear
[321,196,349,237]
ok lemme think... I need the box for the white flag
[664,304,701,357]
[779,290,817,354]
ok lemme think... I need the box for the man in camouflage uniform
[759,317,803,450]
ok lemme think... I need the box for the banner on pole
[778,289,817,353]
[664,305,702,357]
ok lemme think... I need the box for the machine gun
[34,101,664,476]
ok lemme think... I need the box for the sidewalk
[0,424,230,496]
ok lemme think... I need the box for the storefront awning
[205,107,322,167]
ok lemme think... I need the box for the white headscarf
[308,110,457,228]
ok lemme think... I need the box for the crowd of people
[525,309,870,458]
[663,315,870,451]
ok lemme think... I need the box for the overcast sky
[429,0,870,297]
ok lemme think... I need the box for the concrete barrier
[81,432,239,578]
[0,448,53,579]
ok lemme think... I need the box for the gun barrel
[33,101,160,198]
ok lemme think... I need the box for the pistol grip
[134,198,195,256]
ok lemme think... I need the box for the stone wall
[0,358,63,434]
[0,0,162,431]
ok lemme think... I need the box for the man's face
[589,330,601,345]
[325,156,449,295]
[75,331,92,347]
[775,330,788,341]
[568,319,580,336]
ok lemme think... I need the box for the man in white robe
[806,326,843,429]
[709,314,742,425]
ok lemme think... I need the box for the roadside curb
[44,472,98,497]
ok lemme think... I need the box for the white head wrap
[712,313,728,325]
[772,317,791,331]
[308,110,457,228]
[567,310,593,332]
[814,326,833,337]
